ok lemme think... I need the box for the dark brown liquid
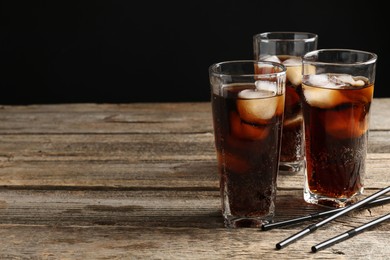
[280,81,303,162]
[302,83,373,198]
[211,84,284,217]
[278,56,304,165]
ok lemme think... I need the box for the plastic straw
[312,213,390,252]
[261,196,390,231]
[275,186,390,250]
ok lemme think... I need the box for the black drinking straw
[261,196,390,231]
[312,212,390,252]
[275,186,390,250]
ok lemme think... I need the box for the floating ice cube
[283,58,316,86]
[326,75,354,88]
[302,75,346,108]
[255,64,275,74]
[262,55,281,63]
[283,57,302,66]
[303,74,371,108]
[285,66,302,86]
[352,76,368,87]
[333,74,366,87]
[302,86,342,108]
[354,80,365,87]
[335,74,355,86]
[237,89,278,123]
[303,64,317,76]
[323,107,368,138]
[230,111,270,141]
[314,74,368,89]
[306,74,335,88]
[255,80,277,93]
[238,89,275,99]
[257,56,281,73]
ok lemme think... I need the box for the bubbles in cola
[271,55,305,167]
[302,73,374,205]
[211,82,284,225]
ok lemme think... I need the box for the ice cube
[238,88,275,99]
[306,74,333,88]
[352,76,369,87]
[303,87,346,108]
[302,75,346,108]
[230,111,270,140]
[303,74,373,108]
[255,80,277,93]
[283,58,302,86]
[285,66,302,86]
[283,57,302,66]
[329,74,367,88]
[255,64,273,74]
[256,56,281,74]
[322,106,368,139]
[354,80,365,87]
[343,75,366,87]
[335,74,356,86]
[237,89,278,124]
[283,58,316,86]
[303,64,317,76]
[262,55,281,63]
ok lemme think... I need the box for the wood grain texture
[0,100,389,259]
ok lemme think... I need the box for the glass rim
[209,60,287,77]
[253,31,318,43]
[303,48,378,66]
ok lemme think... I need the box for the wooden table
[0,100,389,259]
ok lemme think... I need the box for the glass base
[279,160,304,173]
[304,187,363,208]
[223,216,272,228]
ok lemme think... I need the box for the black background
[1,1,387,104]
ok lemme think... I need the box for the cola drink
[302,73,374,207]
[212,82,284,226]
[209,60,286,227]
[279,56,305,167]
[261,55,309,170]
[253,32,318,173]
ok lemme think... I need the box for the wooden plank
[0,132,389,188]
[0,188,388,228]
[0,225,389,259]
[0,99,389,134]
[0,130,389,159]
[0,188,389,259]
[0,103,213,134]
[0,160,219,188]
[1,132,389,163]
[370,98,390,130]
[0,133,215,160]
[368,131,390,153]
[0,101,389,259]
[1,153,389,189]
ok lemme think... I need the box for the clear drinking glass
[301,49,377,208]
[253,32,318,173]
[209,60,286,227]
